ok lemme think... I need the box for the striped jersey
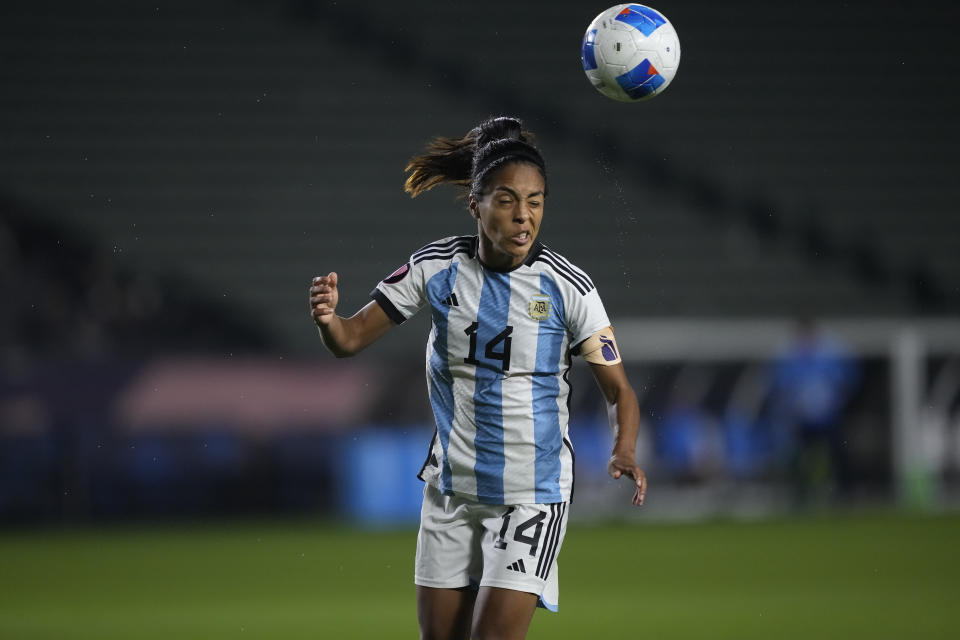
[371,235,610,505]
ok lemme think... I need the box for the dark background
[1,0,959,525]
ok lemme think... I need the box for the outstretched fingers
[607,455,647,507]
[619,464,646,507]
[632,468,647,506]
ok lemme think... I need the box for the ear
[468,196,480,220]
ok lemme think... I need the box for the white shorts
[414,483,569,612]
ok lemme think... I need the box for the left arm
[590,360,647,506]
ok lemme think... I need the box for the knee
[420,627,471,640]
[420,620,471,640]
[470,630,517,640]
[470,619,517,640]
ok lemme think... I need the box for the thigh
[417,585,477,640]
[479,502,569,611]
[471,586,539,640]
[415,484,483,589]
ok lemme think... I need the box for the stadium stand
[1,1,958,523]
[1,1,957,360]
[0,196,272,361]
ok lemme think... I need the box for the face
[469,162,545,270]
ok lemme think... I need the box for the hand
[607,453,647,506]
[309,272,339,327]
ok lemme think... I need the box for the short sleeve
[370,258,426,325]
[566,287,612,348]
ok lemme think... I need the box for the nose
[514,202,531,222]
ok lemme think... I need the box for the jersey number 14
[464,322,514,372]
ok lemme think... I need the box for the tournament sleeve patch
[578,329,621,365]
[382,262,410,284]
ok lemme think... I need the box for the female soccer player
[309,116,646,640]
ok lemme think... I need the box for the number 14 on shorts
[495,507,544,555]
[492,503,567,578]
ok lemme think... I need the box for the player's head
[468,116,548,202]
[405,117,547,269]
[404,116,548,202]
[470,158,544,269]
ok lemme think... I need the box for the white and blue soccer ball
[581,4,681,102]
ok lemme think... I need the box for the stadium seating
[1,1,957,524]
[1,0,957,360]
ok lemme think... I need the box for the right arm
[309,272,394,357]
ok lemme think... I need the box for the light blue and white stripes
[375,237,610,505]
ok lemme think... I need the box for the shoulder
[528,243,596,296]
[410,235,476,266]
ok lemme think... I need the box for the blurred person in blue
[655,366,724,483]
[770,316,861,506]
[308,116,646,640]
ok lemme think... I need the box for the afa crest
[527,294,552,321]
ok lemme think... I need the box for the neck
[477,232,524,271]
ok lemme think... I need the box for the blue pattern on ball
[581,29,598,71]
[615,58,666,99]
[614,4,666,37]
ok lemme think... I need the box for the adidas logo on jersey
[506,559,527,574]
[441,293,459,307]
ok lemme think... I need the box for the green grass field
[1,512,958,639]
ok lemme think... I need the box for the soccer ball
[581,4,681,102]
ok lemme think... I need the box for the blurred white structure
[615,318,960,511]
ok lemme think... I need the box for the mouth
[510,231,531,246]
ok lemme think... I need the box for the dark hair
[404,116,548,200]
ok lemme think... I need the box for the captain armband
[578,329,622,366]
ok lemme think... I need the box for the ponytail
[403,131,476,198]
[404,116,547,199]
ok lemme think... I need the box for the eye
[528,200,542,208]
[497,198,514,206]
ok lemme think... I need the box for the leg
[415,484,483,639]
[471,586,539,640]
[470,501,570,639]
[417,585,477,640]
[828,424,851,503]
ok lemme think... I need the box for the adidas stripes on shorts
[414,483,570,612]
